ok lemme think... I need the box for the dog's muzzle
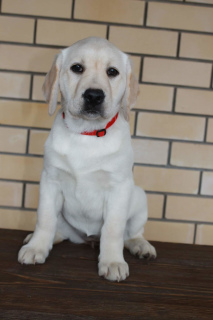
[82,88,105,115]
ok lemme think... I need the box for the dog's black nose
[83,89,105,106]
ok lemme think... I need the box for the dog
[18,37,156,281]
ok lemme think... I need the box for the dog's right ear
[42,53,63,116]
[121,56,139,122]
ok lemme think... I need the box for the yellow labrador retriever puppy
[18,37,156,281]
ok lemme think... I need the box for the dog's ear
[42,53,63,116]
[121,56,139,121]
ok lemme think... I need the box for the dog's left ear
[121,56,139,121]
[42,53,63,116]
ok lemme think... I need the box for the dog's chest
[48,127,124,177]
[45,123,132,236]
[61,169,110,236]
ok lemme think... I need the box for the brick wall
[0,0,213,245]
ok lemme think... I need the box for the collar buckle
[96,128,106,137]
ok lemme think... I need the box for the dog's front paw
[98,260,129,282]
[18,245,48,265]
[125,238,157,260]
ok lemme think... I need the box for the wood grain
[0,229,213,319]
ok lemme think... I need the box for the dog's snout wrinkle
[83,89,105,106]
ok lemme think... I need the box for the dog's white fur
[18,37,156,281]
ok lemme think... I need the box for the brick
[134,166,199,194]
[32,76,45,101]
[36,19,107,46]
[109,26,178,56]
[0,127,27,153]
[196,224,213,246]
[0,154,43,182]
[186,0,213,4]
[0,44,59,72]
[0,208,36,231]
[0,181,23,207]
[201,172,213,196]
[130,111,135,136]
[2,0,72,19]
[132,138,169,165]
[147,194,164,219]
[25,184,39,209]
[142,58,212,88]
[0,72,30,99]
[144,220,195,244]
[147,2,213,33]
[0,100,55,128]
[171,142,213,169]
[202,170,213,196]
[0,16,34,43]
[166,195,213,223]
[207,118,213,142]
[136,112,205,141]
[176,88,213,116]
[180,33,213,61]
[29,130,49,155]
[74,0,145,25]
[135,84,173,111]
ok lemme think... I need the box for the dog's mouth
[80,108,104,120]
[83,108,101,115]
[68,108,105,120]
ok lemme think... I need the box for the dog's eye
[107,67,119,77]
[70,64,84,74]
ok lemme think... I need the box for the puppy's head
[43,37,138,121]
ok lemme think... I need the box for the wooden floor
[0,229,213,319]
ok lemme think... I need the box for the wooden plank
[0,229,213,319]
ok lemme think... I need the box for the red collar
[62,112,119,137]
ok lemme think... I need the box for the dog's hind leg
[23,229,64,245]
[23,211,85,249]
[53,212,85,244]
[124,186,157,259]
